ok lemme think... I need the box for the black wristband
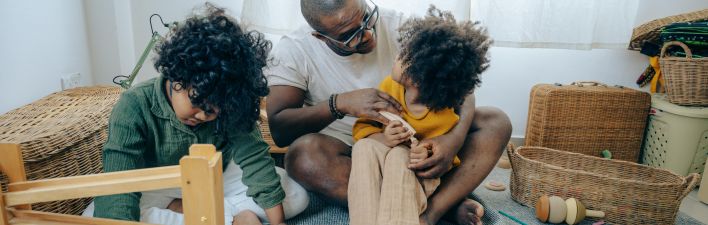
[329,94,345,119]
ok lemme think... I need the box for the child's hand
[409,139,431,164]
[383,120,412,147]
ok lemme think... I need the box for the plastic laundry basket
[642,94,708,176]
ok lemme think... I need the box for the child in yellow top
[348,6,491,225]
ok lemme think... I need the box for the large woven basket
[659,41,708,106]
[509,146,700,225]
[0,86,122,215]
[525,82,650,162]
[629,9,708,51]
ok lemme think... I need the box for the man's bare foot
[233,210,261,225]
[444,198,484,225]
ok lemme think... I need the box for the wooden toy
[535,195,605,225]
[0,143,225,225]
[565,198,605,225]
[535,195,550,222]
[484,181,506,191]
[497,157,511,169]
[379,111,417,142]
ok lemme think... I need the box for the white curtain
[239,0,470,44]
[237,0,639,50]
[470,0,640,50]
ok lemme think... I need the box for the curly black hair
[154,3,270,132]
[397,6,491,111]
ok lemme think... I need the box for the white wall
[484,0,708,138]
[0,0,93,114]
[85,0,244,86]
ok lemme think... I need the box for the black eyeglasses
[317,0,379,49]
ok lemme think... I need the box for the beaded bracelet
[329,94,345,119]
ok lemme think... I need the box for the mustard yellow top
[353,75,461,166]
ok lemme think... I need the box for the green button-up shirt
[94,76,284,221]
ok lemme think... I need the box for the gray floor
[284,164,704,225]
[680,189,708,224]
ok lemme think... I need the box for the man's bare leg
[284,133,351,206]
[422,107,512,225]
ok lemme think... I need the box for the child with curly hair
[82,3,308,225]
[348,6,492,225]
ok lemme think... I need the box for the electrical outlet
[61,73,82,90]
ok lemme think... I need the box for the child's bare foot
[233,210,261,225]
[444,198,484,225]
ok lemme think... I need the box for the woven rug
[285,166,704,225]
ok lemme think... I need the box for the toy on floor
[497,157,511,169]
[379,111,417,142]
[484,181,506,191]
[535,195,605,225]
[499,210,528,225]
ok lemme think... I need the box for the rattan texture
[259,99,288,154]
[509,146,700,225]
[659,41,708,106]
[629,9,708,51]
[524,82,651,162]
[0,86,122,215]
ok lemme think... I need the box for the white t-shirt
[266,9,406,146]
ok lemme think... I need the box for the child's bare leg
[233,210,261,225]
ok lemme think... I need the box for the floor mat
[285,166,703,225]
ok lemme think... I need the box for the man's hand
[408,133,463,178]
[337,88,402,123]
[409,139,430,165]
[382,120,412,147]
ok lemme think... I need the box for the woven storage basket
[0,86,122,215]
[659,41,708,106]
[509,146,700,225]
[525,82,651,162]
[629,9,708,51]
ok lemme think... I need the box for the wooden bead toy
[536,195,605,224]
[565,198,605,225]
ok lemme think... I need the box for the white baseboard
[509,135,524,147]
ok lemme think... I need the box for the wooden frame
[0,143,224,225]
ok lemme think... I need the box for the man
[265,0,512,224]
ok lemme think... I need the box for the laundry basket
[509,146,699,225]
[642,94,708,176]
[0,86,122,215]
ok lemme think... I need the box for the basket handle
[660,41,693,59]
[679,173,700,200]
[570,81,608,87]
[506,143,517,170]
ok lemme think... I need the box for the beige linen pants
[348,138,440,225]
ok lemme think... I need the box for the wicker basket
[659,41,708,106]
[259,98,288,154]
[525,82,650,162]
[629,9,708,51]
[509,146,700,225]
[0,86,122,215]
